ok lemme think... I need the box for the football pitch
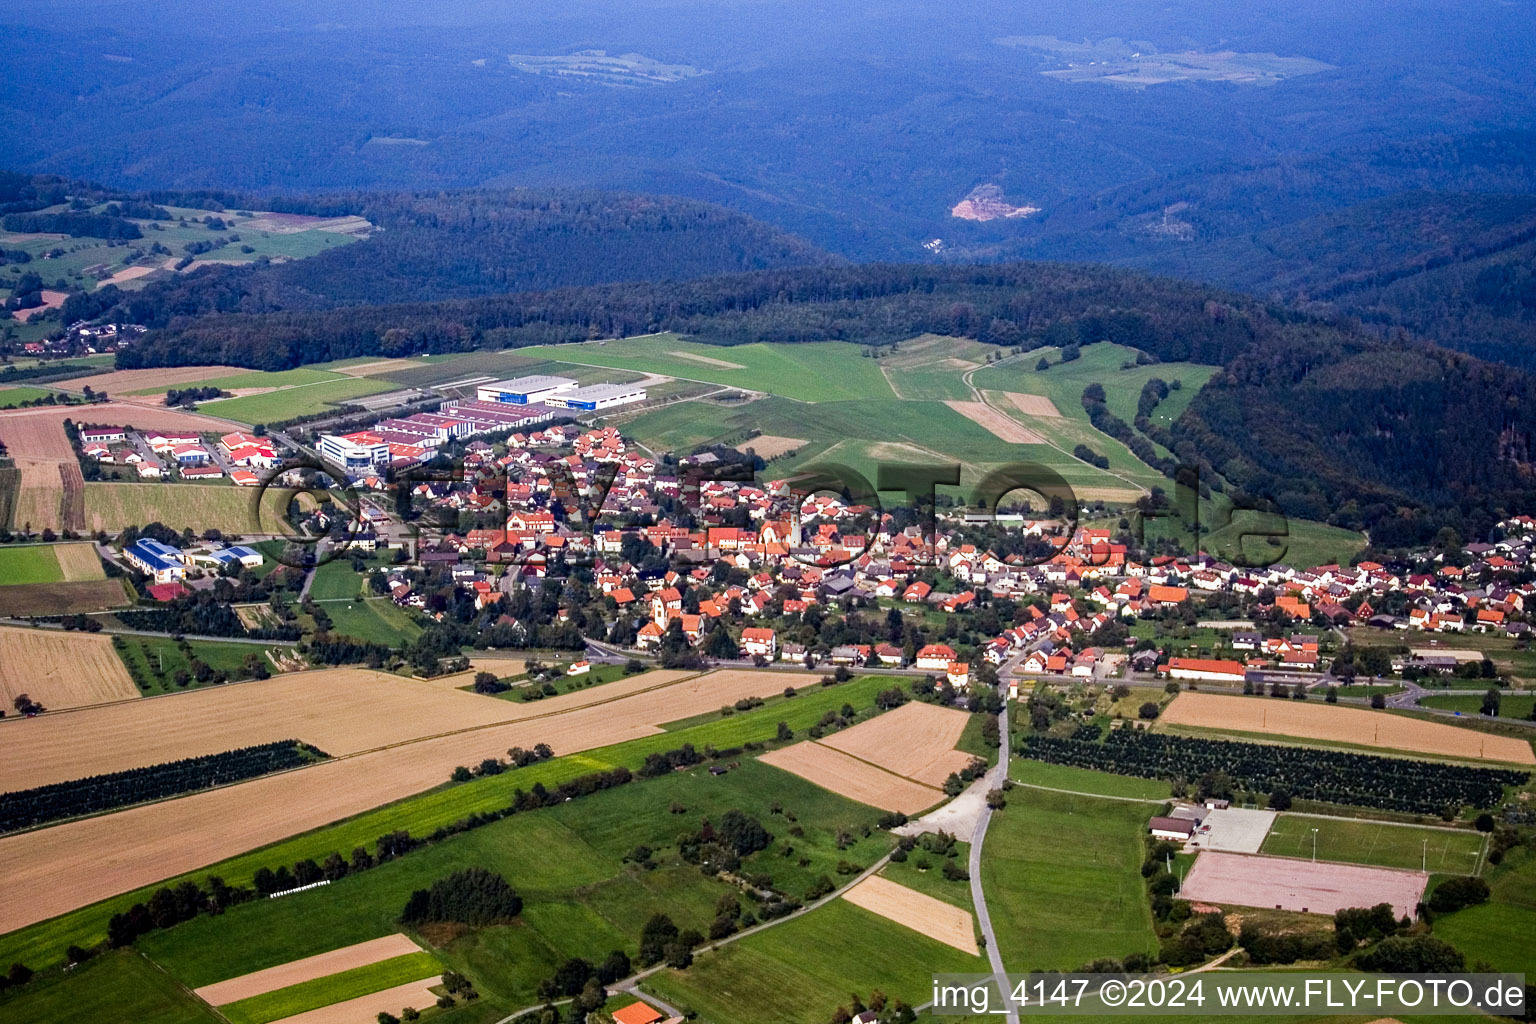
[1259,814,1486,874]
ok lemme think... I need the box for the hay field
[760,742,942,813]
[0,626,138,710]
[84,482,267,535]
[842,874,977,954]
[0,667,843,931]
[738,435,806,458]
[59,365,248,397]
[944,400,1044,443]
[1161,691,1536,765]
[0,667,537,789]
[266,977,443,1024]
[1004,392,1062,418]
[195,935,423,1005]
[819,701,976,786]
[53,542,105,580]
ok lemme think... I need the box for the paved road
[969,704,1019,1024]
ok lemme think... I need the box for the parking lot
[1188,807,1277,853]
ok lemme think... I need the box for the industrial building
[544,382,648,411]
[318,432,392,473]
[476,375,578,405]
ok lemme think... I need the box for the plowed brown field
[267,978,443,1024]
[844,874,978,954]
[0,667,836,932]
[819,701,976,786]
[195,934,423,1005]
[0,626,138,711]
[1161,691,1535,765]
[760,742,942,813]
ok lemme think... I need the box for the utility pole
[1422,838,1428,873]
[1311,827,1319,862]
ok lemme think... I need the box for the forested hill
[55,187,835,325]
[117,262,1536,545]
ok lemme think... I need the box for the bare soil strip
[1161,691,1536,765]
[759,742,943,813]
[667,350,747,369]
[0,668,837,932]
[1181,851,1427,919]
[819,702,976,787]
[0,625,138,710]
[195,934,424,1005]
[844,874,978,954]
[944,401,1044,443]
[1004,392,1063,418]
[266,977,443,1024]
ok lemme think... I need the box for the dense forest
[114,260,1536,544]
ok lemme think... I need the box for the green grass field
[643,898,984,1024]
[1011,759,1172,800]
[1420,693,1536,720]
[0,544,65,584]
[0,386,54,408]
[121,367,343,397]
[197,376,395,425]
[520,334,900,403]
[315,598,423,645]
[879,840,975,909]
[980,787,1157,972]
[1260,814,1486,873]
[0,674,909,970]
[219,952,442,1024]
[1430,844,1536,974]
[113,636,280,694]
[5,950,218,1024]
[308,559,368,601]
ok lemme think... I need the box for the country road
[969,703,1019,1024]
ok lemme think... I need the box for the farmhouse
[741,626,777,658]
[1165,657,1246,684]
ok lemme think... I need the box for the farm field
[520,334,900,402]
[0,543,65,583]
[217,952,441,1024]
[5,949,219,1024]
[645,897,983,1024]
[59,365,252,399]
[251,977,444,1024]
[878,334,1000,401]
[1431,847,1536,975]
[378,348,647,390]
[0,625,139,710]
[0,578,131,616]
[136,758,887,1011]
[197,376,396,425]
[0,386,53,408]
[193,934,425,1005]
[316,598,423,645]
[759,741,944,813]
[841,873,978,954]
[980,787,1156,971]
[83,481,271,534]
[0,674,911,969]
[0,668,897,936]
[114,635,292,696]
[1260,813,1485,873]
[818,700,976,786]
[1159,691,1536,764]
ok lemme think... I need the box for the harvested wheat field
[195,934,424,1005]
[53,542,105,581]
[1162,691,1536,765]
[12,290,66,322]
[669,350,746,369]
[0,626,138,711]
[332,358,427,377]
[0,666,542,790]
[0,667,837,931]
[944,401,1043,443]
[760,742,942,813]
[738,435,806,458]
[1003,392,1062,418]
[59,365,247,397]
[844,874,978,954]
[820,701,976,787]
[268,977,443,1024]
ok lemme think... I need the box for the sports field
[1160,691,1536,764]
[1181,851,1427,918]
[1260,813,1485,873]
[980,787,1156,971]
[643,898,984,1024]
